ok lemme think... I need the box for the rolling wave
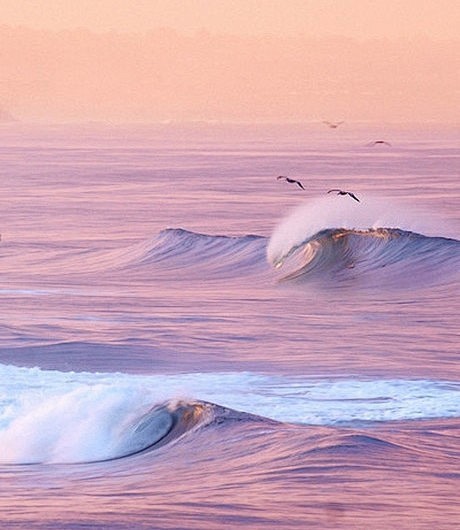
[59,228,267,278]
[2,216,458,290]
[1,365,460,464]
[113,399,266,462]
[270,227,460,286]
[267,197,460,287]
[125,228,267,275]
[0,229,267,279]
[108,400,212,461]
[59,225,460,288]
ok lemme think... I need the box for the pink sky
[1,0,459,39]
[0,1,458,123]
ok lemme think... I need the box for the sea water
[0,122,459,528]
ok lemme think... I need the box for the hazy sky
[1,0,459,39]
[0,1,458,123]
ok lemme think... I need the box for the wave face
[127,228,267,275]
[267,197,460,287]
[272,227,460,286]
[41,228,269,280]
[1,365,460,464]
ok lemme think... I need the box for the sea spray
[267,196,456,267]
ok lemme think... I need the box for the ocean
[0,122,459,529]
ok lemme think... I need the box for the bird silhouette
[367,140,392,147]
[277,176,305,190]
[323,121,344,129]
[327,189,360,202]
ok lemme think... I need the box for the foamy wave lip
[267,196,457,267]
[1,365,460,464]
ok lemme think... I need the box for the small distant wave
[306,433,403,456]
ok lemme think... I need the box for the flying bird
[367,140,392,147]
[277,176,305,190]
[327,189,360,202]
[323,121,344,129]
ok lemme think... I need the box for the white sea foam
[1,364,459,464]
[267,196,456,266]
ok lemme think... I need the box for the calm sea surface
[0,122,459,529]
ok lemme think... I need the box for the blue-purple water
[0,122,459,529]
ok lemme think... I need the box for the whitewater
[0,122,459,529]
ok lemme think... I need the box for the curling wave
[1,365,460,464]
[270,227,460,286]
[267,197,460,287]
[0,365,267,465]
[113,399,263,462]
[107,399,213,461]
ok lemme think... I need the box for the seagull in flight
[327,189,360,202]
[277,176,305,190]
[323,121,344,129]
[367,140,392,146]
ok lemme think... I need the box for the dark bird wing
[327,189,341,194]
[348,192,360,202]
[296,180,305,190]
[277,176,304,190]
[369,140,391,146]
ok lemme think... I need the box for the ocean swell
[129,228,266,273]
[69,228,267,278]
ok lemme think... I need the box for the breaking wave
[1,365,460,465]
[267,197,460,286]
[270,227,459,286]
